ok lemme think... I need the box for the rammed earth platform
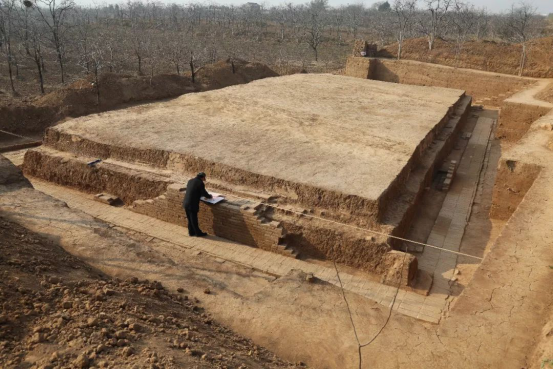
[35,74,466,225]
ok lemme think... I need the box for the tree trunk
[14,54,19,77]
[7,54,16,94]
[137,55,142,75]
[428,35,434,51]
[314,47,318,61]
[190,59,195,83]
[56,48,65,83]
[35,52,45,94]
[397,40,402,60]
[94,70,100,105]
[519,43,527,77]
[176,63,180,75]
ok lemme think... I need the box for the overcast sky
[77,0,553,14]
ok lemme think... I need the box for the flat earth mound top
[56,74,464,201]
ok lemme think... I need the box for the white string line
[0,129,40,142]
[224,193,483,261]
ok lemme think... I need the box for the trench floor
[407,108,501,305]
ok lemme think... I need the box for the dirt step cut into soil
[0,216,299,369]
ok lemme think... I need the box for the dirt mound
[0,214,296,368]
[535,82,553,103]
[35,73,196,111]
[1,60,279,135]
[196,59,278,90]
[378,37,553,78]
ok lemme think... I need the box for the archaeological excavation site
[1,49,553,369]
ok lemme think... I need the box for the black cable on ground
[334,247,408,369]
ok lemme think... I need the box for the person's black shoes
[189,232,208,237]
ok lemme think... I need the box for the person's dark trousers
[185,208,202,236]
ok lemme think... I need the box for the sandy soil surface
[2,132,553,369]
[0,158,299,369]
[507,79,553,108]
[55,74,463,202]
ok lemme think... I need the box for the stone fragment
[61,301,73,309]
[31,332,47,343]
[129,323,142,332]
[86,317,99,327]
[122,346,134,357]
[73,353,89,368]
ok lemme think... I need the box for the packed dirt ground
[2,51,553,369]
[0,207,297,368]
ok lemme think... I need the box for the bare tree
[35,0,75,83]
[392,0,416,59]
[419,0,453,50]
[100,29,118,73]
[79,38,104,104]
[474,7,489,40]
[75,10,92,73]
[18,2,46,93]
[304,0,327,61]
[500,2,541,76]
[129,22,147,75]
[168,35,186,75]
[451,1,476,65]
[344,4,363,40]
[372,9,395,47]
[0,0,18,94]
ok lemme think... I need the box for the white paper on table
[201,192,225,205]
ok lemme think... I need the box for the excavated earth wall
[37,111,464,231]
[497,101,552,143]
[40,128,383,226]
[345,57,534,107]
[22,146,416,282]
[344,57,553,226]
[490,160,542,221]
[385,95,471,247]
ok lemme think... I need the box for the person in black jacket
[183,172,212,237]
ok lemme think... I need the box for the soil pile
[378,37,553,78]
[0,215,297,369]
[0,60,278,135]
[196,58,279,91]
[35,73,197,112]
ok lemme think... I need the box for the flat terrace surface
[54,74,464,201]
